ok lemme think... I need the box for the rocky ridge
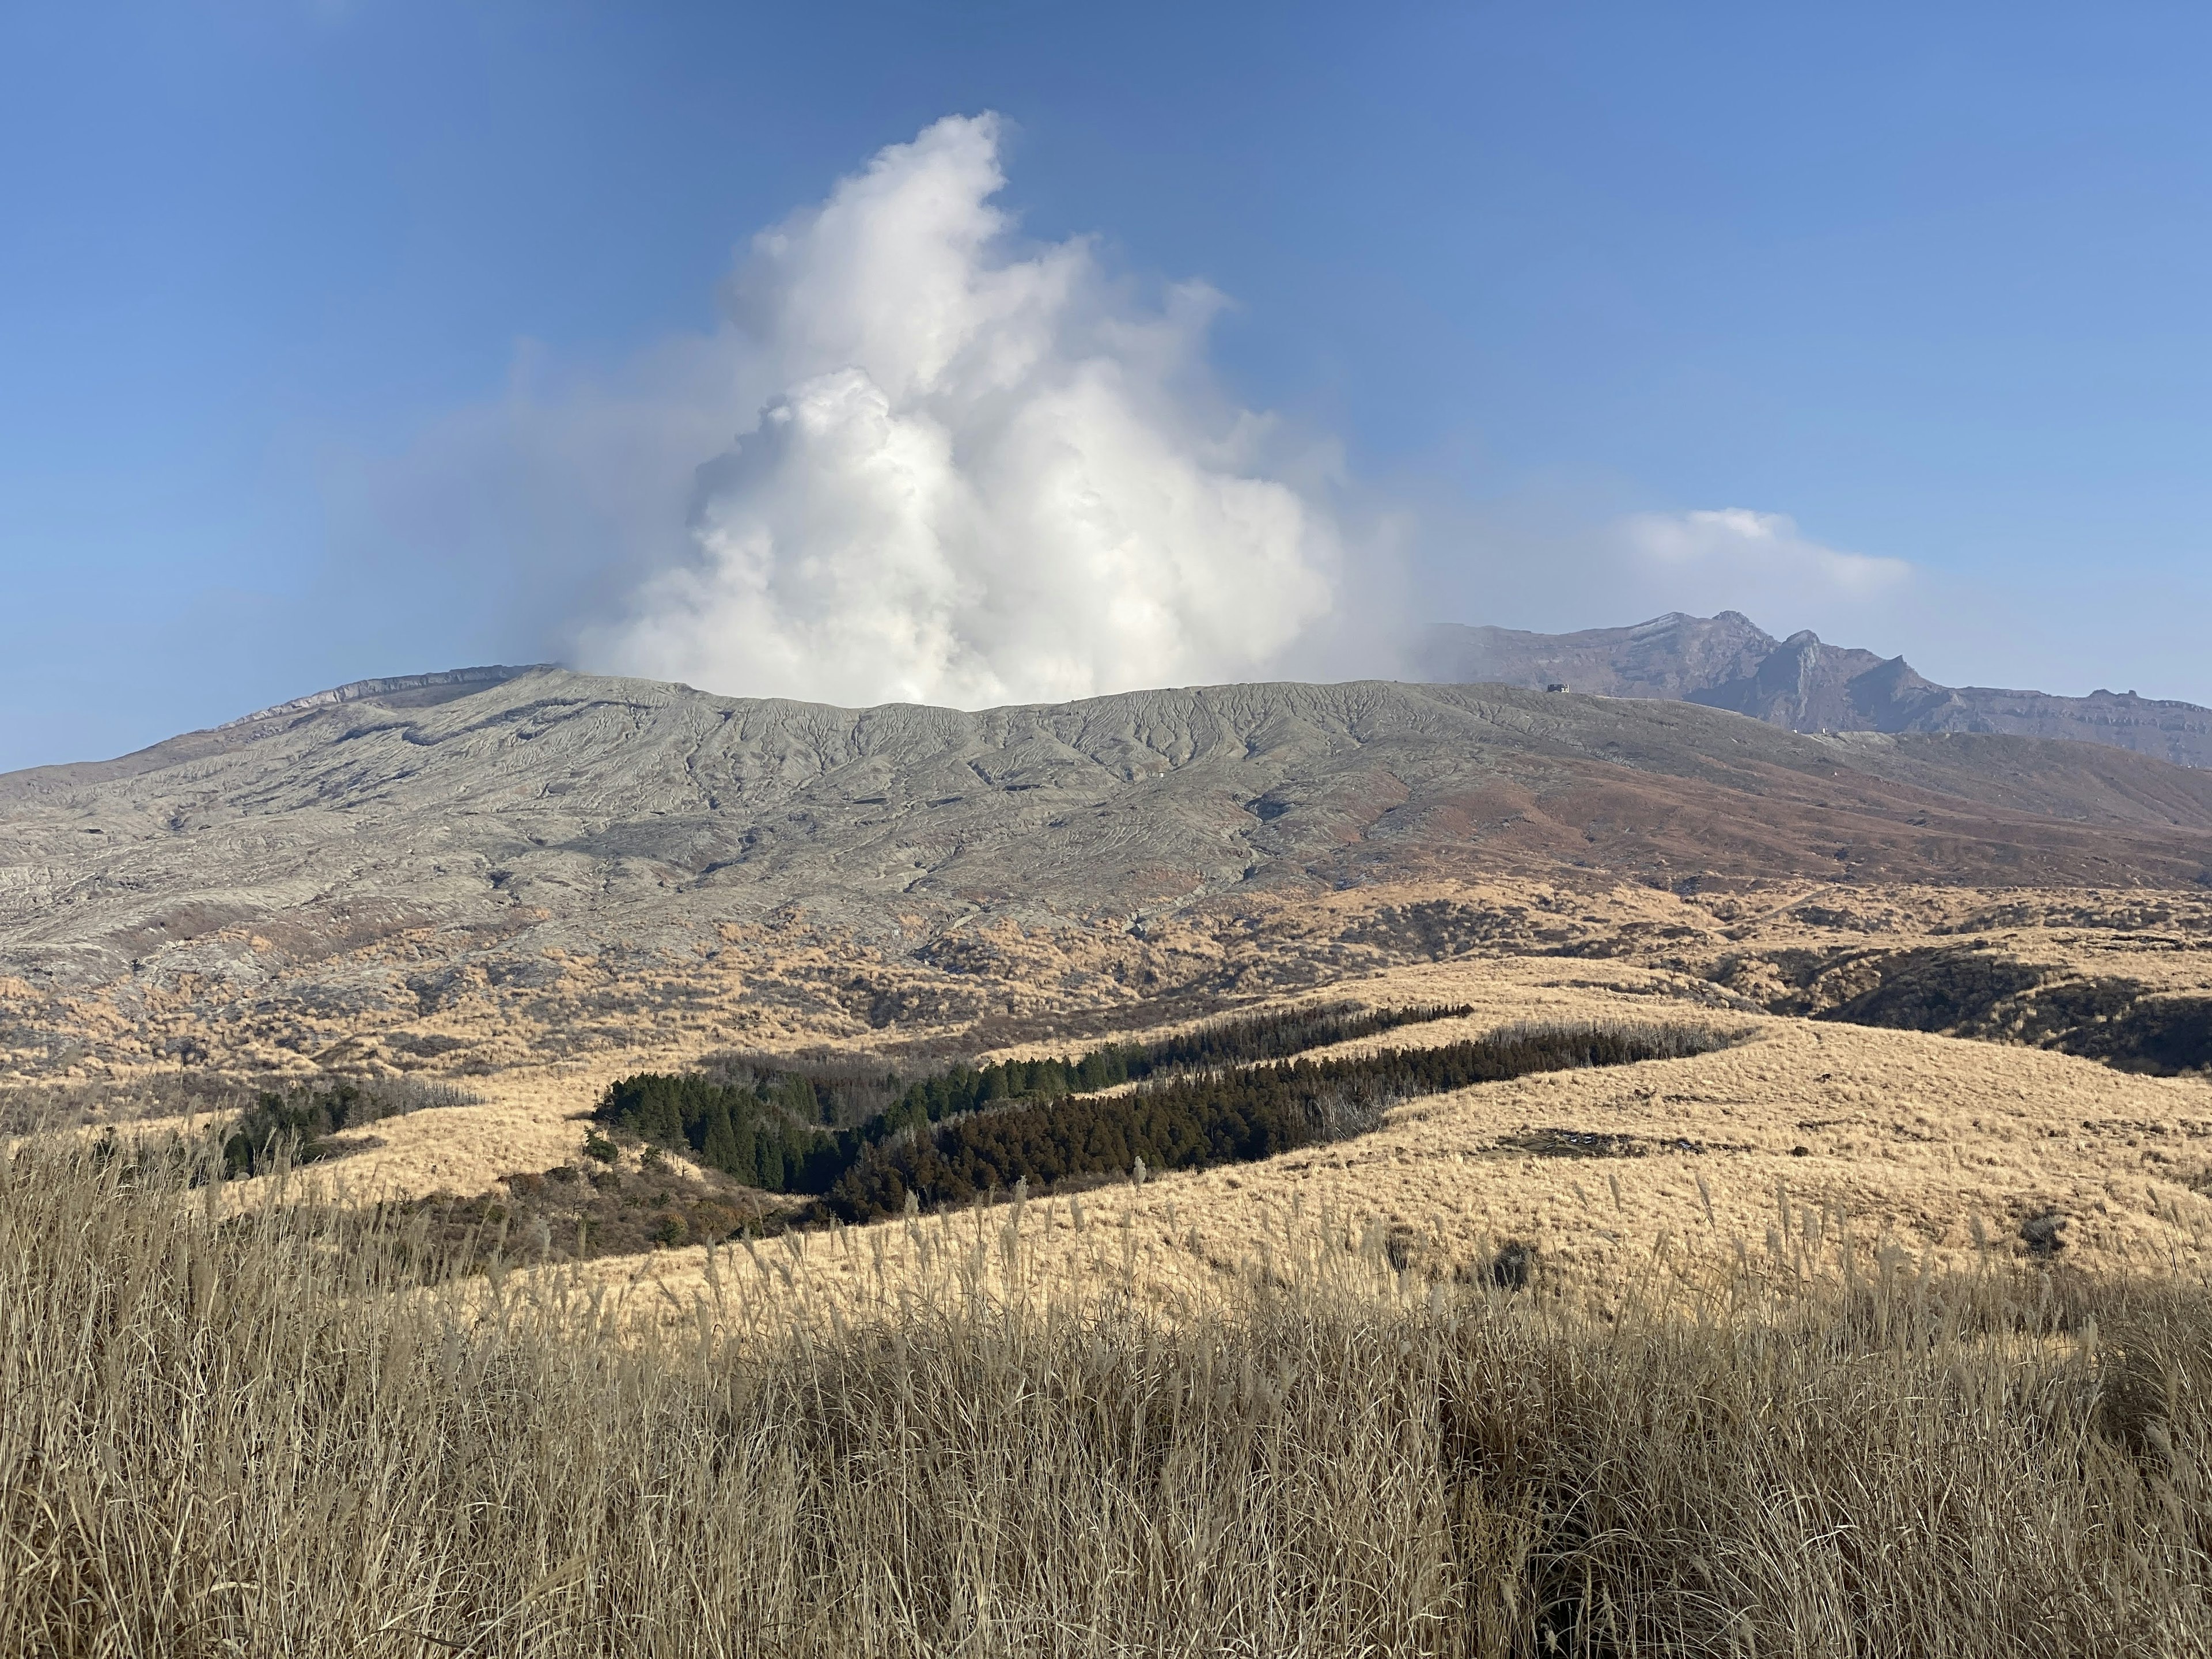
[1420,612,2212,767]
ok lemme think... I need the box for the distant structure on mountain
[1419,611,2212,768]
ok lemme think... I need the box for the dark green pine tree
[756,1132,786,1192]
[702,1100,743,1177]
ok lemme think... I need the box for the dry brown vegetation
[139,945,2204,1301]
[10,869,2210,1088]
[12,873,2212,1652]
[7,1135,2212,1657]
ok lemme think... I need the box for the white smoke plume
[581,115,1343,708]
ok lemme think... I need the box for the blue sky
[3,1,2208,769]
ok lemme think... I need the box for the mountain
[7,665,2212,1080]
[1419,612,2212,768]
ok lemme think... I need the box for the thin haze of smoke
[1402,486,1925,654]
[1618,507,1911,600]
[579,115,1345,709]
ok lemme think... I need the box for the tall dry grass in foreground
[3,1142,2210,1657]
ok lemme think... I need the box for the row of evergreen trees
[594,1002,1478,1187]
[593,1013,1725,1217]
[865,1001,1479,1138]
[820,1022,1726,1221]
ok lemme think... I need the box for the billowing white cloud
[580,114,1342,708]
[1618,507,1910,597]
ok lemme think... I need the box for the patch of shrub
[1487,1240,1535,1290]
[2021,1211,2068,1259]
[218,1078,470,1177]
[2,1070,476,1146]
[1774,944,2212,1077]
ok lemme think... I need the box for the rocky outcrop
[219,665,549,727]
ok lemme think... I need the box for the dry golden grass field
[17,875,2208,1304]
[544,955,2212,1331]
[8,1099,2212,1655]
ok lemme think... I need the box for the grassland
[5,1134,2211,1657]
[126,948,2206,1300]
[10,878,2212,1652]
